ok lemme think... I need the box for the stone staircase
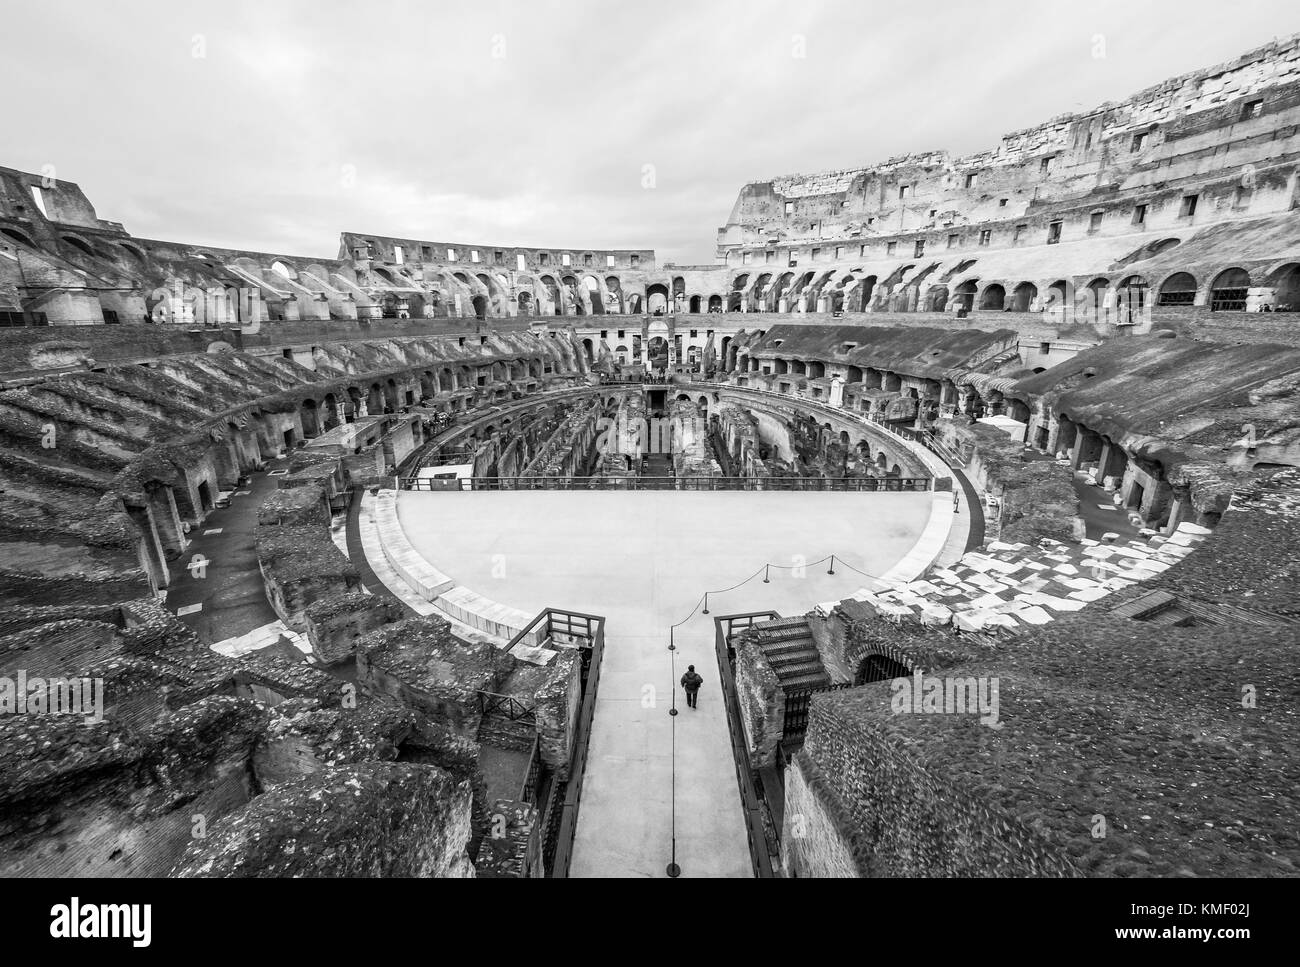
[476,711,536,752]
[750,616,831,691]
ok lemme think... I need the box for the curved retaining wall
[370,488,541,646]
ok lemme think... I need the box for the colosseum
[2,17,1298,886]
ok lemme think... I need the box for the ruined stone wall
[798,689,1084,877]
[780,751,870,878]
[732,633,783,770]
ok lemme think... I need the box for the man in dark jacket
[681,666,704,709]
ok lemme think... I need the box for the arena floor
[397,489,934,877]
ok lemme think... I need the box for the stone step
[774,659,829,681]
[781,669,832,690]
[766,649,821,670]
[759,637,816,658]
[755,616,808,632]
[476,712,536,752]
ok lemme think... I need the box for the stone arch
[1011,281,1037,312]
[1116,275,1148,323]
[979,283,1006,310]
[322,392,341,429]
[300,398,320,438]
[1265,262,1300,310]
[1157,272,1198,306]
[1210,267,1251,311]
[583,276,605,314]
[646,284,669,315]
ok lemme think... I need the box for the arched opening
[2,228,36,248]
[1157,272,1198,306]
[855,653,909,685]
[1116,275,1148,324]
[1045,279,1070,318]
[301,399,320,438]
[271,260,294,280]
[647,336,669,369]
[583,276,605,314]
[582,338,595,363]
[517,291,533,315]
[954,279,978,312]
[472,295,489,319]
[1084,278,1109,321]
[1011,282,1037,312]
[646,284,670,316]
[1210,268,1250,312]
[1271,263,1300,311]
[708,294,723,313]
[689,295,702,313]
[856,275,878,311]
[605,277,623,313]
[979,283,1006,311]
[62,236,100,259]
[927,285,950,312]
[322,393,341,430]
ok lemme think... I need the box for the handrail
[712,611,783,878]
[549,607,607,877]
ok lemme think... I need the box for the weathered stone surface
[172,762,475,878]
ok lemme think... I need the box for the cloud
[1,0,1297,264]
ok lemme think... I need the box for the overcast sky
[3,0,1297,264]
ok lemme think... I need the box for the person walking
[680,665,704,709]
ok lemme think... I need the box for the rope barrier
[663,550,884,877]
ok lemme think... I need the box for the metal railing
[712,611,783,878]
[402,474,931,493]
[475,690,536,723]
[506,607,604,878]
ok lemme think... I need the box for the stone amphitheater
[2,31,1299,880]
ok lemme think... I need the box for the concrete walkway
[166,460,287,644]
[396,490,935,877]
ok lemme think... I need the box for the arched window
[1157,272,1197,306]
[1210,268,1250,312]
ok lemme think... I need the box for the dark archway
[855,653,910,685]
